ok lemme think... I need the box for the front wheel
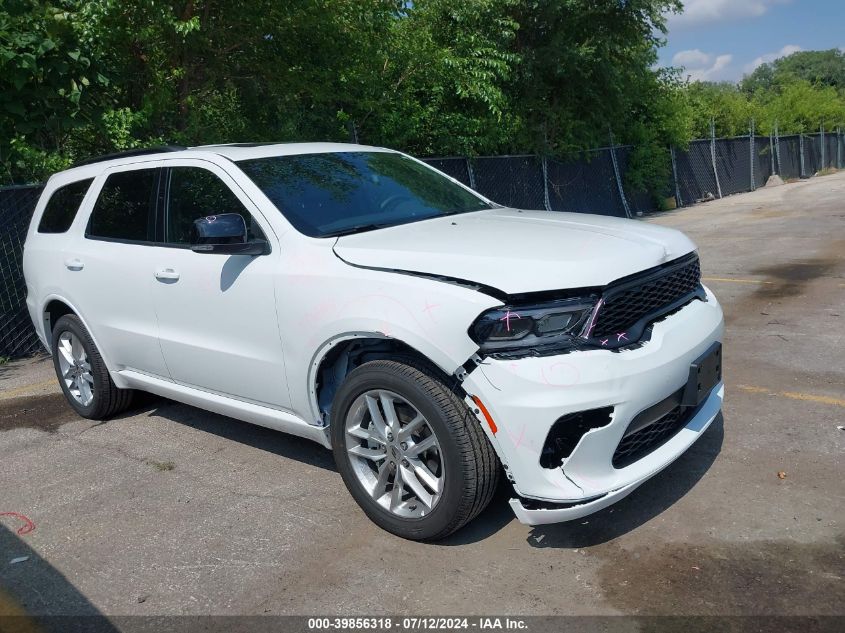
[331,360,499,541]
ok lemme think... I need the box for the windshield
[237,151,493,237]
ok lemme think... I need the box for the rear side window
[37,179,93,233]
[87,169,158,242]
[165,167,266,244]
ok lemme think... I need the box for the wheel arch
[40,295,119,381]
[309,333,466,429]
[43,298,76,339]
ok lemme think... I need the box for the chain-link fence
[1,185,43,359]
[1,127,842,359]
[777,135,802,180]
[753,136,775,190]
[671,140,717,205]
[423,145,640,218]
[661,128,842,205]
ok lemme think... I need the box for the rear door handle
[64,258,84,271]
[154,267,180,282]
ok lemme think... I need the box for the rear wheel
[331,360,499,541]
[50,314,134,419]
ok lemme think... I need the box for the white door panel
[151,160,289,409]
[65,239,169,377]
[152,249,289,408]
[63,166,169,377]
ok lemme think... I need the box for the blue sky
[657,0,845,83]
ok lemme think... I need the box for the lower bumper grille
[612,401,695,469]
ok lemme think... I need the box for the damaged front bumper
[462,285,725,526]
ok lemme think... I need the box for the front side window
[164,167,265,244]
[237,151,492,237]
[37,178,94,233]
[87,169,157,242]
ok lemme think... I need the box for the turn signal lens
[471,395,498,435]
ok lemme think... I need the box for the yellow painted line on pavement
[737,384,845,408]
[702,277,774,285]
[0,379,58,401]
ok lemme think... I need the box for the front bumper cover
[507,383,722,526]
[462,285,725,525]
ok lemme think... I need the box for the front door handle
[154,267,180,282]
[64,258,84,271]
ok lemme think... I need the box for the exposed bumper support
[509,481,641,526]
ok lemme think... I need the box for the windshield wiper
[322,223,390,238]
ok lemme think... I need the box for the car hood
[332,208,696,295]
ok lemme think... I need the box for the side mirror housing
[190,213,268,255]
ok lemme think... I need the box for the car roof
[51,142,394,183]
[191,142,390,161]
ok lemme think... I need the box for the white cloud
[672,49,711,67]
[745,44,802,73]
[668,0,791,29]
[672,49,735,82]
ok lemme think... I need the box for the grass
[0,356,10,366]
[145,459,176,472]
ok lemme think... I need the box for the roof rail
[74,145,186,167]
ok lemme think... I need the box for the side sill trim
[117,369,331,448]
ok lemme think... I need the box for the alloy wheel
[345,389,444,518]
[56,331,94,407]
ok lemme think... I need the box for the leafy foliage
[0,0,107,180]
[685,49,845,138]
[742,49,845,94]
[1,1,843,208]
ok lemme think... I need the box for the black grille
[612,405,693,468]
[591,255,701,339]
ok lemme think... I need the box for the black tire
[50,314,134,420]
[331,359,500,541]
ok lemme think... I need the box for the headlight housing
[469,297,598,357]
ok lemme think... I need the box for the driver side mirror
[190,213,269,255]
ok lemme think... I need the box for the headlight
[469,297,598,356]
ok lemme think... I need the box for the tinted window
[87,169,157,242]
[237,152,491,237]
[37,179,93,233]
[165,167,266,244]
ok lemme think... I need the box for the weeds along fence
[1,130,842,358]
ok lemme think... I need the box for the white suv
[23,143,724,540]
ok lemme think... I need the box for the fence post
[541,156,551,211]
[799,134,806,178]
[466,158,476,189]
[608,129,632,218]
[821,124,825,168]
[769,130,776,175]
[749,118,755,191]
[775,121,781,175]
[670,146,682,207]
[838,127,842,169]
[710,117,723,198]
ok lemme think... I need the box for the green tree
[684,81,755,138]
[742,49,845,94]
[0,0,107,182]
[361,0,521,155]
[756,78,845,134]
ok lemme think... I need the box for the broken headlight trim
[469,297,598,356]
